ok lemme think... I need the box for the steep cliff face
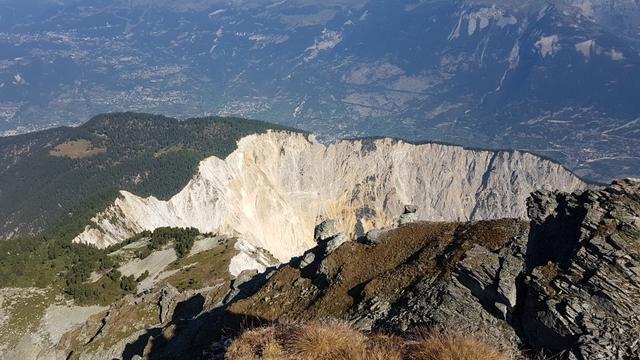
[73,132,585,261]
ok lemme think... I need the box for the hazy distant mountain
[0,0,638,182]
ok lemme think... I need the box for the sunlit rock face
[73,131,585,261]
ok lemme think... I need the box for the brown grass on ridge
[407,330,510,360]
[228,220,526,324]
[225,321,513,360]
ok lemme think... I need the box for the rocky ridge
[522,179,640,358]
[73,131,585,262]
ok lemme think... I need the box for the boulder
[159,285,181,323]
[299,252,316,269]
[224,269,262,303]
[325,233,348,254]
[399,212,418,225]
[314,219,340,242]
[455,245,502,305]
[399,204,419,225]
[364,228,389,244]
[495,252,523,318]
[232,269,259,290]
[403,205,417,214]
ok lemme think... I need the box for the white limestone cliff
[73,131,586,261]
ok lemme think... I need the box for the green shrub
[146,226,199,258]
[136,270,150,282]
[120,275,137,293]
[135,247,152,260]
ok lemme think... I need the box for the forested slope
[0,112,300,240]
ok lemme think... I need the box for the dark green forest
[0,225,209,305]
[62,227,202,304]
[0,112,300,304]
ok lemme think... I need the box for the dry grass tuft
[261,341,285,359]
[225,322,513,360]
[225,326,280,360]
[365,334,405,360]
[287,320,366,360]
[407,330,510,360]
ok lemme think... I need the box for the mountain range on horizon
[1,0,639,182]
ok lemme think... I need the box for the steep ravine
[73,132,586,261]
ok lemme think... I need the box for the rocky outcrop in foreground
[73,132,584,261]
[225,179,640,359]
[522,179,640,359]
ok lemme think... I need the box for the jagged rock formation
[223,180,640,359]
[73,131,585,261]
[522,179,640,359]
